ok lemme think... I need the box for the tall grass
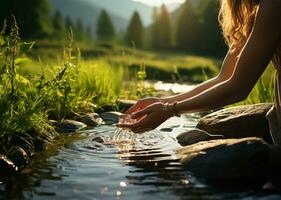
[0,18,128,152]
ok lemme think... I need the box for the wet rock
[268,146,281,188]
[177,129,224,146]
[197,103,273,142]
[96,104,116,113]
[79,113,103,127]
[177,137,270,185]
[7,146,29,169]
[92,136,106,143]
[51,119,87,133]
[99,111,123,124]
[0,155,16,175]
[117,99,137,113]
[34,137,46,151]
[160,128,173,132]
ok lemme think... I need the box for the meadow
[0,19,275,154]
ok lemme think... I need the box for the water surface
[0,115,278,200]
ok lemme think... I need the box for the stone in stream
[177,129,224,146]
[267,145,281,188]
[99,111,123,125]
[7,146,29,169]
[177,137,271,186]
[78,113,104,127]
[160,128,173,132]
[117,99,137,113]
[51,119,87,133]
[197,103,273,143]
[0,155,16,175]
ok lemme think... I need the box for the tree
[199,0,226,55]
[52,10,66,39]
[151,5,172,49]
[65,16,74,31]
[75,18,85,41]
[0,0,52,38]
[176,0,200,51]
[126,11,144,48]
[96,9,115,41]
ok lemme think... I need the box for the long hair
[219,0,259,49]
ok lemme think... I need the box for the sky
[133,0,185,7]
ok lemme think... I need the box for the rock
[268,146,281,188]
[177,129,224,146]
[99,111,123,124]
[51,119,87,133]
[7,146,29,169]
[0,155,16,175]
[79,113,103,127]
[96,104,116,113]
[160,128,173,132]
[92,136,106,143]
[197,103,273,142]
[34,137,46,151]
[177,137,271,185]
[117,99,137,113]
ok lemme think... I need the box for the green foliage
[151,5,172,49]
[96,10,116,42]
[126,11,144,48]
[52,10,67,40]
[0,18,125,151]
[0,0,53,39]
[176,0,200,51]
[0,17,54,151]
[175,0,226,55]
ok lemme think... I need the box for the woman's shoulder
[259,0,281,11]
[257,0,281,26]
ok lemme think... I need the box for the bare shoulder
[259,0,281,16]
[255,0,281,30]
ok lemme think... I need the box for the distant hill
[50,0,129,38]
[50,0,183,38]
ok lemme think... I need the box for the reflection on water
[0,115,277,200]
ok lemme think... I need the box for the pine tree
[176,0,200,51]
[157,4,172,49]
[52,10,66,39]
[75,18,85,41]
[199,0,226,55]
[96,9,115,41]
[150,5,172,49]
[0,0,52,38]
[65,16,74,31]
[126,11,144,48]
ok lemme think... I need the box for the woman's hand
[124,97,163,115]
[117,102,174,133]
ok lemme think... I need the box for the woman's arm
[118,0,281,133]
[176,0,281,114]
[124,48,239,115]
[163,48,239,104]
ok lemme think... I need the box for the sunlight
[133,0,185,7]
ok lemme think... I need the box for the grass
[0,20,133,153]
[29,42,222,83]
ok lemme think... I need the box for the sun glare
[133,0,185,7]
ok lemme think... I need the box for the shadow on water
[0,115,278,200]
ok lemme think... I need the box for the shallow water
[0,115,279,200]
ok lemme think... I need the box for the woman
[118,0,281,145]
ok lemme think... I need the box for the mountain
[50,0,129,37]
[49,0,184,38]
[83,0,153,26]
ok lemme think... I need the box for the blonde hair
[219,0,260,49]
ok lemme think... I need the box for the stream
[0,82,279,200]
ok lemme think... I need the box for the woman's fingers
[131,106,152,119]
